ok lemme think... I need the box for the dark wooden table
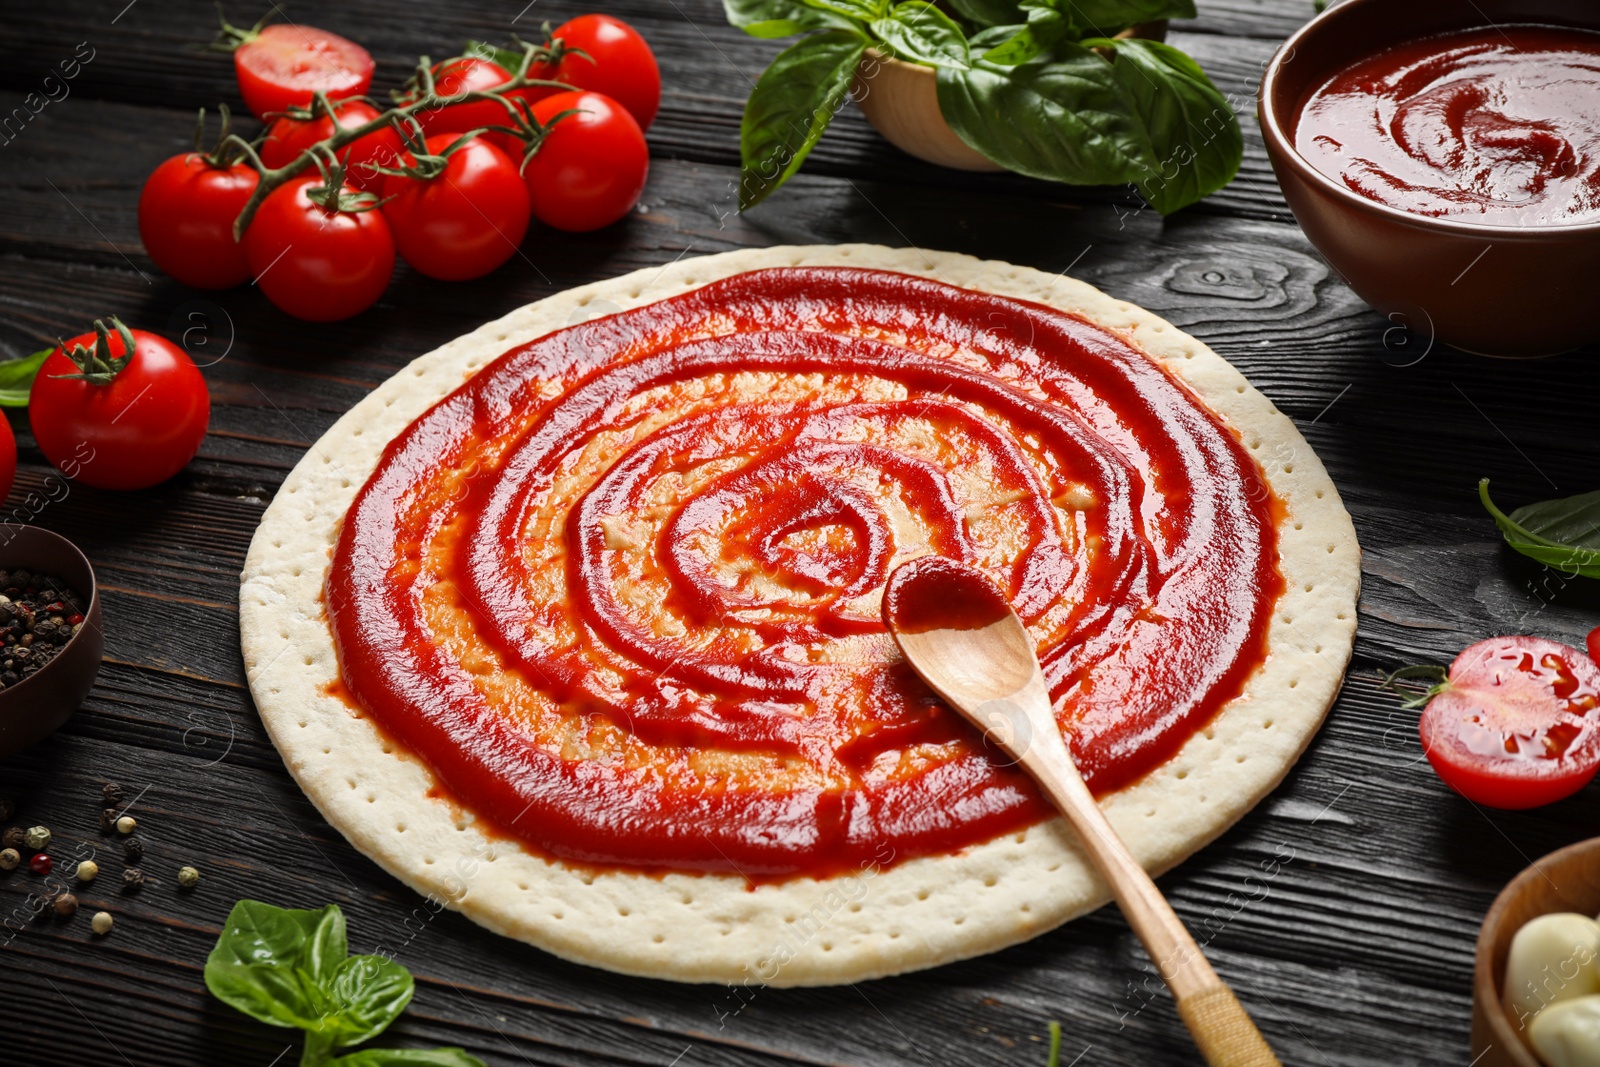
[2,2,1597,1064]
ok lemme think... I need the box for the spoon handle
[998,683,1281,1067]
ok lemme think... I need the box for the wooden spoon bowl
[1472,836,1600,1067]
[851,21,1168,171]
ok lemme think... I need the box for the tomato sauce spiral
[328,268,1282,877]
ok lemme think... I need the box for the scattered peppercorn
[123,836,144,863]
[101,782,124,807]
[0,848,18,870]
[115,816,137,835]
[29,853,52,875]
[76,859,98,882]
[177,865,200,889]
[99,807,119,835]
[24,825,50,850]
[122,867,144,891]
[0,573,86,688]
[1,827,23,850]
[91,911,113,935]
[52,892,77,918]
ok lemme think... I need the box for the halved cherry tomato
[244,177,395,322]
[1418,636,1600,809]
[522,91,648,232]
[413,57,519,138]
[233,23,374,121]
[1589,624,1600,667]
[138,153,259,289]
[545,15,660,130]
[381,134,530,282]
[261,99,403,192]
[29,320,209,491]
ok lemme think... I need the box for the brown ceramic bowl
[0,524,103,758]
[1471,836,1600,1067]
[1259,0,1600,357]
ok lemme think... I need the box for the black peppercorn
[99,807,119,835]
[101,782,124,807]
[123,836,144,863]
[1,826,24,851]
[122,867,145,891]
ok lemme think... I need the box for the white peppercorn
[0,847,18,871]
[115,816,137,835]
[76,859,99,882]
[91,910,113,935]
[23,825,50,850]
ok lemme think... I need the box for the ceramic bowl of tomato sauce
[1259,0,1600,357]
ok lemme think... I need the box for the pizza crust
[240,245,1359,986]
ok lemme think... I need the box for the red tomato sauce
[327,268,1283,878]
[882,556,1014,635]
[1296,26,1600,225]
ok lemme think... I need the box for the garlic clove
[1529,994,1600,1067]
[1505,913,1600,1028]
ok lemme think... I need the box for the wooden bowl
[852,22,1168,172]
[0,524,104,758]
[1472,836,1600,1067]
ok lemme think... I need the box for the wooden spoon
[881,556,1281,1067]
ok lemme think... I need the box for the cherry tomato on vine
[29,318,209,491]
[261,99,403,192]
[381,134,530,282]
[1415,636,1600,809]
[522,91,648,232]
[0,415,15,506]
[544,15,660,131]
[244,177,395,322]
[227,22,374,121]
[414,57,518,138]
[138,153,259,289]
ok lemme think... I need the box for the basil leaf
[872,2,970,68]
[1099,37,1241,214]
[204,961,329,1030]
[935,43,1148,186]
[1481,480,1600,578]
[945,0,1024,27]
[208,900,349,982]
[979,7,1068,66]
[323,954,416,1046]
[330,1050,486,1067]
[0,348,50,407]
[739,31,868,209]
[463,40,524,73]
[1055,0,1197,36]
[801,0,886,20]
[723,0,856,37]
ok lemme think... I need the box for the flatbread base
[240,245,1360,986]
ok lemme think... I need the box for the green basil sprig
[1481,479,1600,578]
[205,900,485,1067]
[725,0,1237,212]
[0,348,51,407]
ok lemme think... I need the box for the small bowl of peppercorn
[0,524,103,758]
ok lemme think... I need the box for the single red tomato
[261,100,403,192]
[138,154,259,289]
[1418,636,1600,809]
[522,91,648,232]
[29,319,209,491]
[232,23,374,121]
[1588,625,1600,667]
[0,415,15,505]
[244,177,395,322]
[547,15,661,130]
[414,57,519,138]
[381,135,530,281]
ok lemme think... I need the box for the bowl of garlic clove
[1474,837,1600,1066]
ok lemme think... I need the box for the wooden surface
[1,3,1597,1065]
